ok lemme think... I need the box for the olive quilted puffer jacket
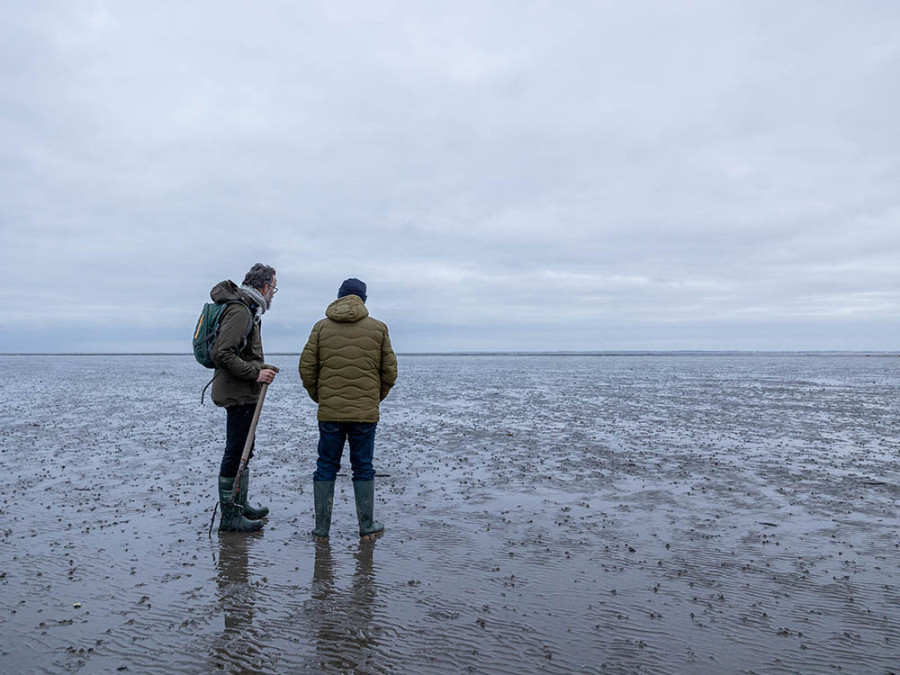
[298,295,397,422]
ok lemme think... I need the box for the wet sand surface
[1,353,898,674]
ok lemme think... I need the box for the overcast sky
[1,1,898,353]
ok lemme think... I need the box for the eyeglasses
[271,286,279,294]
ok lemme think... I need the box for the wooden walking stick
[231,365,280,504]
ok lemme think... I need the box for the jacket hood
[210,280,251,306]
[325,295,369,323]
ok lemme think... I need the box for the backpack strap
[223,300,255,353]
[201,371,219,405]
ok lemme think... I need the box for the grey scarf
[241,284,267,318]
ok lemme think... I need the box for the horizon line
[1,350,898,357]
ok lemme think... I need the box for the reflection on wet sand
[309,539,383,672]
[217,534,255,630]
[210,532,271,672]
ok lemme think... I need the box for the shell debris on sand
[1,353,899,674]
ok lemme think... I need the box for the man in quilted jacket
[299,278,398,540]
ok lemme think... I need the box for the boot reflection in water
[311,539,382,671]
[215,535,254,633]
[210,536,276,672]
[312,539,335,600]
[352,538,378,626]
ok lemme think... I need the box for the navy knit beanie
[337,278,367,302]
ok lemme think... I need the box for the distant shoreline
[2,351,898,357]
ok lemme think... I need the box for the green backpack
[192,301,254,368]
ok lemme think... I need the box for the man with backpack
[299,278,398,540]
[209,263,279,532]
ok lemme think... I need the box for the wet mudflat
[1,353,898,674]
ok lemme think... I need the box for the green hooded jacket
[298,295,398,422]
[209,280,265,407]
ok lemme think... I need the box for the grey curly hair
[242,263,276,290]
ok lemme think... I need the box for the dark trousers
[314,421,377,482]
[220,404,255,477]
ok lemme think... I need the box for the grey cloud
[1,1,898,352]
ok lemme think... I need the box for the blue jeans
[314,421,377,482]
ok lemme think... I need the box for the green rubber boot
[218,476,263,533]
[239,469,269,520]
[312,480,335,540]
[353,480,384,540]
